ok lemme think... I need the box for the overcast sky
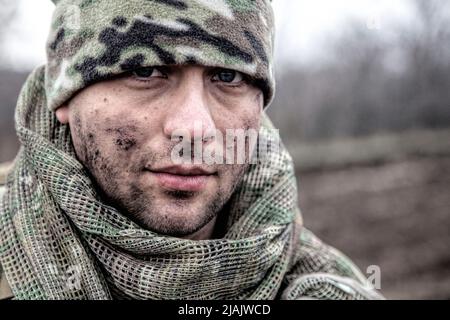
[1,0,414,71]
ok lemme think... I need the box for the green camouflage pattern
[45,0,275,111]
[0,66,383,300]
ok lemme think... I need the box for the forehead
[125,64,234,73]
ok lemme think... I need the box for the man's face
[56,65,263,238]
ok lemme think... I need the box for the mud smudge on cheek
[85,133,102,167]
[70,112,134,205]
[72,113,106,171]
[106,125,138,151]
[254,91,263,105]
[77,127,103,173]
[83,131,121,197]
[72,112,89,164]
[116,136,137,151]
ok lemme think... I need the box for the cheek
[105,125,139,153]
[217,92,262,127]
[69,113,108,171]
[70,109,141,170]
[215,104,261,133]
[69,112,90,163]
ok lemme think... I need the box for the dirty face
[56,65,263,238]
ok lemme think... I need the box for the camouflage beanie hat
[45,0,276,112]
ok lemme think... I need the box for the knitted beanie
[45,0,276,111]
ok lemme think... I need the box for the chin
[132,201,215,236]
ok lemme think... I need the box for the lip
[147,166,217,192]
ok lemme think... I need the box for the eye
[212,69,245,84]
[132,67,166,80]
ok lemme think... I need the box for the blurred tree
[401,0,450,128]
[269,0,450,144]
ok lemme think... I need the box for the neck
[182,216,218,241]
[182,201,231,240]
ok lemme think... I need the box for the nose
[163,75,216,145]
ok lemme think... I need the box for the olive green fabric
[0,66,383,300]
[46,0,275,111]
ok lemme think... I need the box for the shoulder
[294,227,368,282]
[282,227,384,300]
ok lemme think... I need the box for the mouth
[146,166,218,192]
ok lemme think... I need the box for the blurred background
[1,0,449,299]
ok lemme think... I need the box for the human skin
[55,65,263,240]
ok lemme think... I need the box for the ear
[55,105,70,124]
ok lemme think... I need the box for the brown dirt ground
[297,156,450,299]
